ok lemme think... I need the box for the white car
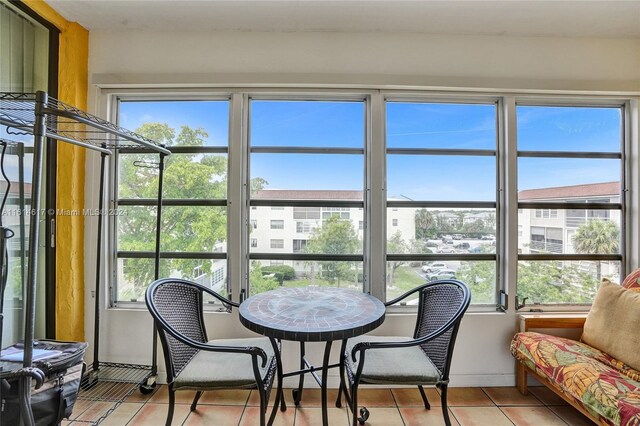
[427,269,457,281]
[438,246,456,254]
[421,262,447,273]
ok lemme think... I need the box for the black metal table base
[275,341,338,426]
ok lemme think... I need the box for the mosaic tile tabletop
[239,287,386,342]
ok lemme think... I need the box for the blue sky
[118,100,622,201]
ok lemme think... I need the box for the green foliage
[455,261,497,304]
[249,262,280,296]
[387,230,409,287]
[118,122,267,299]
[415,208,435,239]
[305,215,360,286]
[261,265,296,284]
[572,219,620,281]
[517,261,599,304]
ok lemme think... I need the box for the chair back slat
[150,281,207,380]
[414,281,468,377]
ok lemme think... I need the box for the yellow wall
[23,1,88,341]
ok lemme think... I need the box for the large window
[516,105,624,306]
[108,92,632,310]
[114,100,230,303]
[248,99,365,295]
[385,101,499,305]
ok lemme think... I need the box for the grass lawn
[386,266,425,301]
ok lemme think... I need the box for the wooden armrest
[518,313,588,332]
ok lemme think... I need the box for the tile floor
[65,385,595,425]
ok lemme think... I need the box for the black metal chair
[336,279,471,426]
[145,278,281,426]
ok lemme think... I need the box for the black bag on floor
[0,339,87,426]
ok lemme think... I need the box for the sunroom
[1,1,639,425]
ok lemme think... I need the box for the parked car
[438,246,456,253]
[481,235,495,241]
[452,234,463,240]
[454,242,470,250]
[421,262,447,273]
[427,269,457,281]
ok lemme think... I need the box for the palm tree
[415,208,434,239]
[572,219,620,281]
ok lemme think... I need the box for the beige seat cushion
[173,337,274,390]
[582,280,640,371]
[346,336,441,385]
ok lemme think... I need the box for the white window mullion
[368,92,386,300]
[501,96,518,311]
[227,92,246,303]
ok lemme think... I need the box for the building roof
[519,182,619,201]
[0,182,32,196]
[253,189,363,200]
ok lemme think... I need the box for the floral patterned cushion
[622,268,640,292]
[512,332,640,426]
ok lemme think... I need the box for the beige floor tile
[549,405,595,426]
[483,387,543,406]
[275,388,340,408]
[248,388,296,407]
[294,407,349,426]
[68,399,92,420]
[240,406,296,426]
[445,388,494,407]
[198,389,251,405]
[148,385,198,404]
[501,406,566,426]
[124,386,159,403]
[74,401,115,422]
[392,387,441,407]
[354,389,396,407]
[399,407,459,426]
[127,402,190,425]
[99,402,144,426]
[529,386,569,406]
[450,407,514,426]
[352,407,404,425]
[183,405,245,425]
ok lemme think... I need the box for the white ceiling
[47,0,640,38]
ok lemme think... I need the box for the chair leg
[335,339,347,408]
[259,388,267,426]
[350,384,359,426]
[418,385,431,409]
[440,384,451,426]
[190,391,203,412]
[166,387,176,426]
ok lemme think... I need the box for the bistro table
[239,286,386,426]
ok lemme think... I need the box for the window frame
[100,88,635,313]
[109,94,232,308]
[514,99,629,309]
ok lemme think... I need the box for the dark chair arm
[156,315,269,367]
[384,281,432,307]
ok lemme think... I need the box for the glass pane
[119,153,228,199]
[251,153,363,193]
[250,207,363,254]
[118,206,227,253]
[250,101,364,148]
[519,212,620,255]
[388,208,496,254]
[119,100,230,146]
[386,261,496,304]
[117,206,157,252]
[518,158,620,193]
[248,260,363,296]
[517,261,621,305]
[517,106,621,152]
[387,102,496,149]
[387,155,495,201]
[116,258,228,302]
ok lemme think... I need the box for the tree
[572,219,620,281]
[415,209,435,239]
[118,122,265,299]
[386,231,409,288]
[249,262,279,296]
[305,215,360,287]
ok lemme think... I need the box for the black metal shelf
[0,92,170,155]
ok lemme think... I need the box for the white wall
[84,30,640,387]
